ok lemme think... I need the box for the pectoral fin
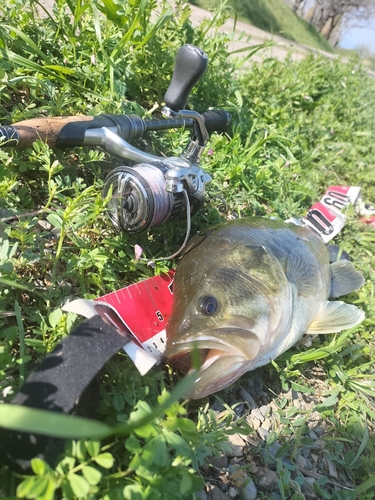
[330,260,365,298]
[306,300,365,334]
[286,247,321,296]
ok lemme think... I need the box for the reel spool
[103,164,187,233]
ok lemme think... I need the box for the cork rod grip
[10,116,96,148]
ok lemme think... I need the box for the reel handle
[164,45,208,111]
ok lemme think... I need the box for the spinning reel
[101,45,229,241]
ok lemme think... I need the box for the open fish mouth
[166,336,247,371]
[167,348,226,373]
[165,329,260,399]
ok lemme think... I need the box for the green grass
[334,47,375,71]
[334,47,358,57]
[0,0,375,499]
[190,0,333,52]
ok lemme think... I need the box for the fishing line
[140,189,191,263]
[134,164,171,227]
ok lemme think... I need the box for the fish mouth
[165,328,260,399]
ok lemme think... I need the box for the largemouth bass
[165,218,365,399]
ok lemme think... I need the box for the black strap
[0,315,130,472]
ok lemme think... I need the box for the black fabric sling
[0,315,131,472]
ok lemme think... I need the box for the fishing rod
[0,44,231,255]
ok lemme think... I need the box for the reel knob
[164,45,208,111]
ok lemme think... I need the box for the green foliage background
[0,0,375,499]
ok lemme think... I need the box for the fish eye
[199,296,218,315]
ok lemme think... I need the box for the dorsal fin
[330,260,365,298]
[306,300,365,334]
[179,229,214,258]
[327,244,351,263]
